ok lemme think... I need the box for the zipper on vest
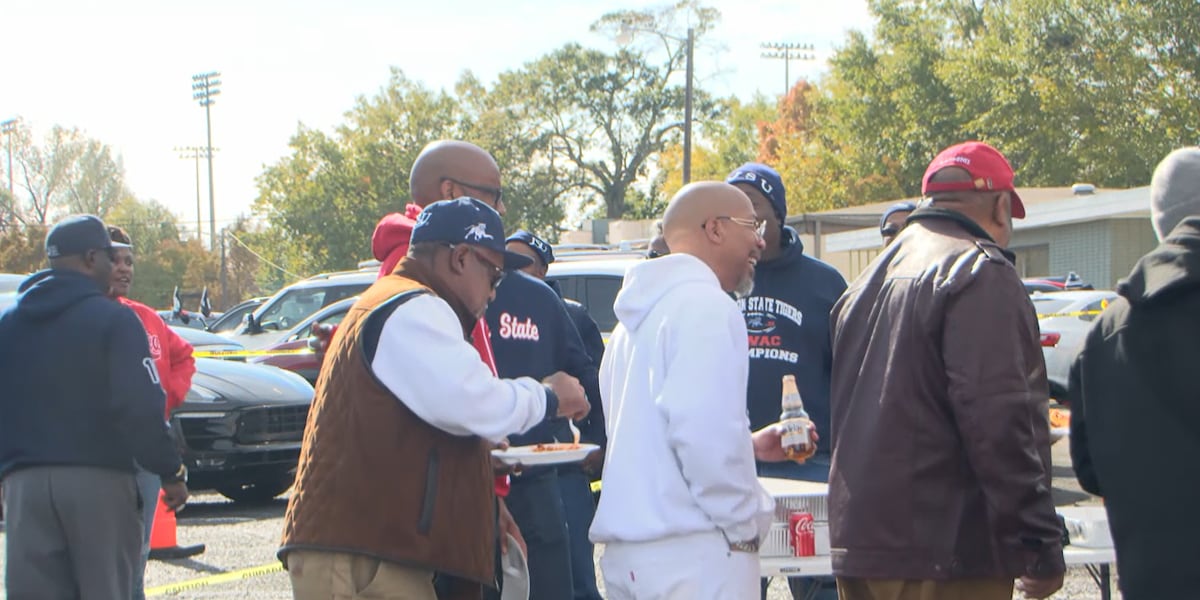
[418,447,439,534]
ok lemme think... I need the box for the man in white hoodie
[591,182,786,599]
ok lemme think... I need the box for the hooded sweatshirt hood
[15,269,105,321]
[613,253,724,333]
[1118,217,1200,306]
[370,203,423,276]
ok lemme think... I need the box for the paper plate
[491,443,599,466]
[500,533,529,600]
[1050,427,1069,444]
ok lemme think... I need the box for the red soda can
[790,511,815,556]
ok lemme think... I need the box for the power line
[224,230,304,280]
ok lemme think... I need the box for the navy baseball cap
[726,163,787,222]
[880,201,917,229]
[45,214,129,259]
[411,197,532,270]
[506,230,555,267]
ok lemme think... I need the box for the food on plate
[533,443,582,452]
[1049,407,1070,429]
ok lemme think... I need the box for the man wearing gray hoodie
[1070,147,1200,600]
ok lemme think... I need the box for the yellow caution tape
[193,348,315,358]
[590,479,602,494]
[146,561,283,596]
[1036,309,1104,319]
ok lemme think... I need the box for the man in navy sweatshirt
[727,164,847,600]
[0,215,189,599]
[486,239,601,600]
[506,230,606,600]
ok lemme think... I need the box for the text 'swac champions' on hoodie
[739,227,847,454]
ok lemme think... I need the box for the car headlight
[185,384,222,404]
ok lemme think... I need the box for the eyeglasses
[716,216,767,238]
[448,244,506,290]
[443,177,504,207]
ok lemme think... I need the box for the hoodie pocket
[417,448,439,534]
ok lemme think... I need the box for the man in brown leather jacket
[828,141,1065,600]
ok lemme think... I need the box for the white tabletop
[761,543,1114,577]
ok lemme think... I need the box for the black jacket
[551,280,606,447]
[487,272,601,454]
[0,269,183,479]
[739,227,846,449]
[1070,217,1200,599]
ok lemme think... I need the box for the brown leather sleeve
[940,262,1066,577]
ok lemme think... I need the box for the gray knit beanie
[1150,147,1200,240]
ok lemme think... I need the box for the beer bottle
[779,375,816,462]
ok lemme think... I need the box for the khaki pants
[287,550,437,600]
[836,577,1013,600]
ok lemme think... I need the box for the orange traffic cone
[148,490,205,560]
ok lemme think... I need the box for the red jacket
[120,297,197,415]
[371,208,510,496]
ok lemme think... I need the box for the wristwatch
[162,464,188,484]
[728,537,760,553]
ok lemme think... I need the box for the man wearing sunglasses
[368,140,528,580]
[1,215,188,599]
[281,198,590,600]
[725,163,847,600]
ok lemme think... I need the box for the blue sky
[6,0,873,238]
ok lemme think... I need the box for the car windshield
[209,301,260,332]
[253,283,368,331]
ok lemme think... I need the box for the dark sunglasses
[448,244,506,290]
[443,177,503,206]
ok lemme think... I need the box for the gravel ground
[0,440,1118,599]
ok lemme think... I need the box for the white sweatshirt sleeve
[370,293,550,442]
[657,295,768,542]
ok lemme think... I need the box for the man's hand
[1016,573,1064,599]
[751,423,819,463]
[492,440,522,476]
[544,372,589,421]
[161,481,189,512]
[497,497,527,558]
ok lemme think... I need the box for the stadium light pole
[192,72,221,251]
[760,42,815,96]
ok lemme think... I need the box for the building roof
[807,186,1150,253]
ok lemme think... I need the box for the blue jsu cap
[411,197,533,270]
[505,230,555,267]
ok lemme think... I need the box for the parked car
[545,252,643,337]
[228,270,374,349]
[1031,290,1117,401]
[1023,272,1093,294]
[206,296,268,333]
[171,326,314,502]
[250,297,357,384]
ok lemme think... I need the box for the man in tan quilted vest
[280,197,590,600]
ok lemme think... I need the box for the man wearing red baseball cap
[828,141,1065,600]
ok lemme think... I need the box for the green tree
[656,94,776,200]
[253,69,469,276]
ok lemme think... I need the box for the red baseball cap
[921,141,1026,218]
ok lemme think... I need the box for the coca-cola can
[789,511,815,557]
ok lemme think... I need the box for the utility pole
[219,228,228,310]
[1,118,17,197]
[617,23,695,184]
[191,72,221,251]
[760,42,815,96]
[175,146,216,244]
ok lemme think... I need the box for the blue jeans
[133,467,160,600]
[758,456,838,600]
[557,467,602,600]
[505,471,573,600]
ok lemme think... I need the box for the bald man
[590,182,791,599]
[372,140,506,276]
